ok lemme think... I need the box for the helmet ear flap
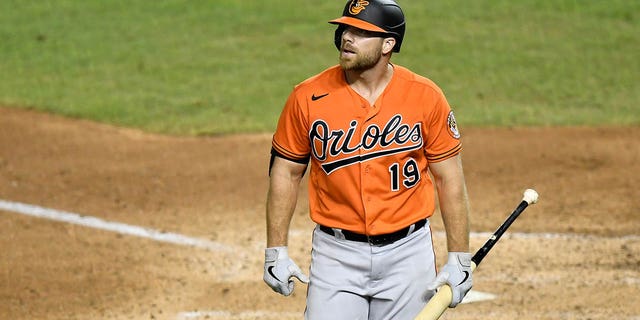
[334,25,346,51]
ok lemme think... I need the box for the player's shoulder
[392,64,445,96]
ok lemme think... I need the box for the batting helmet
[329,0,406,53]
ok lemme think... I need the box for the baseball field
[1,1,639,319]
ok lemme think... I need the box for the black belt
[319,219,427,246]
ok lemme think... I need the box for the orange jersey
[272,64,461,235]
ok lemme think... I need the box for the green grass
[398,1,640,126]
[1,0,638,135]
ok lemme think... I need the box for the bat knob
[523,189,539,204]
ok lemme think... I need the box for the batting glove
[263,246,309,296]
[425,252,473,307]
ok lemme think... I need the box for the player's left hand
[424,252,473,307]
[263,246,309,296]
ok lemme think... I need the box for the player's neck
[345,63,394,105]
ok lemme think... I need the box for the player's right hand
[263,246,309,296]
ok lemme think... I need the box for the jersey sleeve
[424,91,462,162]
[271,89,311,163]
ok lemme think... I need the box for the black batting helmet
[329,0,406,52]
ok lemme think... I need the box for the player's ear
[382,37,396,55]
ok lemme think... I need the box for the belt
[319,219,427,246]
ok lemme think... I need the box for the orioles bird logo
[348,0,370,15]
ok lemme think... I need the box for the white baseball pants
[304,221,436,320]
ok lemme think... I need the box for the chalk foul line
[2,199,636,254]
[0,199,232,252]
[0,199,509,316]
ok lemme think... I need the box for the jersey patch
[447,111,461,139]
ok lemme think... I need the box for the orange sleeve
[271,89,311,163]
[424,91,462,162]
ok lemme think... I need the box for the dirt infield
[1,106,639,320]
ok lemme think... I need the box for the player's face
[338,27,385,71]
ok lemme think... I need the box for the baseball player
[263,0,473,319]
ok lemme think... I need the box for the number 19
[388,158,420,191]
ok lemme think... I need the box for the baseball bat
[414,189,539,320]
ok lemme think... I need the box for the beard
[339,45,382,71]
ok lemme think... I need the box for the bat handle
[415,189,538,320]
[414,262,478,320]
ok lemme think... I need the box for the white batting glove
[425,252,473,307]
[263,246,309,296]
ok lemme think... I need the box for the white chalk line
[3,199,635,318]
[0,199,232,252]
[8,197,633,258]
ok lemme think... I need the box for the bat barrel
[472,200,529,266]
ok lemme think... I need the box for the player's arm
[426,154,472,307]
[266,155,308,247]
[263,154,309,296]
[428,154,470,252]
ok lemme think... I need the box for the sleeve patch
[447,111,461,139]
